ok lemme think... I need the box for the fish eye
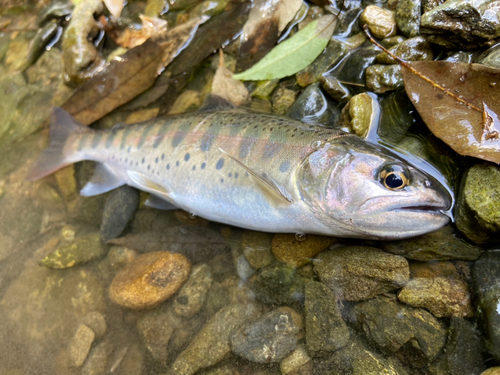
[379,164,409,190]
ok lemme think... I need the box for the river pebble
[170,303,260,375]
[81,342,108,375]
[69,324,95,367]
[365,64,403,93]
[100,186,139,243]
[109,251,191,309]
[241,230,274,269]
[398,261,472,318]
[271,233,335,267]
[136,310,175,362]
[395,0,420,37]
[360,5,397,39]
[82,311,107,339]
[314,246,409,301]
[304,281,349,355]
[174,263,213,317]
[252,263,305,305]
[231,307,302,363]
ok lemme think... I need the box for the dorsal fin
[218,148,293,205]
[198,94,236,112]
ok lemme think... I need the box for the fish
[27,96,452,240]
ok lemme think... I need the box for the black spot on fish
[127,146,131,153]
[235,172,239,178]
[176,161,179,167]
[216,158,224,170]
[221,178,224,183]
[279,160,290,173]
[201,162,206,170]
[192,165,196,171]
[161,154,165,160]
[148,165,151,170]
[167,164,170,170]
[142,157,145,164]
[228,172,232,177]
[184,153,190,162]
[155,157,159,163]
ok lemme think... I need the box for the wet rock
[324,334,409,375]
[227,229,256,281]
[40,232,107,269]
[296,38,348,87]
[335,46,380,85]
[477,43,500,69]
[286,83,339,127]
[81,342,108,375]
[107,246,138,269]
[241,230,274,269]
[456,163,500,244]
[395,0,420,37]
[82,312,107,339]
[38,0,74,25]
[272,85,299,115]
[109,251,191,309]
[360,5,397,39]
[382,225,483,261]
[366,64,403,93]
[100,186,140,243]
[353,296,446,365]
[420,0,500,49]
[440,317,486,375]
[136,309,175,362]
[320,76,351,102]
[252,263,305,305]
[27,20,61,68]
[62,0,105,84]
[381,35,407,48]
[482,368,500,375]
[304,281,349,355]
[5,31,36,72]
[280,344,312,375]
[341,92,378,138]
[314,246,409,301]
[174,263,213,317]
[271,233,335,268]
[376,36,433,64]
[69,324,95,367]
[336,7,363,37]
[170,303,260,375]
[250,79,280,99]
[231,307,302,363]
[398,261,473,318]
[472,250,500,361]
[422,0,445,13]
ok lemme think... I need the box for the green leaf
[233,14,337,81]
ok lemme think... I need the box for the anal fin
[80,163,125,196]
[219,148,293,205]
[145,194,177,210]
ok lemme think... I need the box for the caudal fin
[26,108,91,181]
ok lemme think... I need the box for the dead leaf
[62,17,205,125]
[212,50,249,105]
[104,0,125,18]
[112,15,168,48]
[401,61,500,163]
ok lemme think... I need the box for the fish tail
[26,108,91,181]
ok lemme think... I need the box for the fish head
[297,137,452,239]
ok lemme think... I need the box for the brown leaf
[112,15,168,48]
[401,61,500,163]
[212,50,249,105]
[62,17,205,125]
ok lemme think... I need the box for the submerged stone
[365,64,403,93]
[320,76,351,102]
[252,263,305,305]
[69,324,95,367]
[280,344,312,375]
[241,230,274,269]
[100,186,140,242]
[375,36,433,64]
[395,0,421,37]
[360,5,397,39]
[173,263,213,317]
[271,233,335,268]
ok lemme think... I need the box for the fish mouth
[395,204,448,212]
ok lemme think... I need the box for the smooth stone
[353,295,446,365]
[81,312,107,339]
[335,46,380,85]
[456,163,500,244]
[136,310,175,362]
[241,230,274,269]
[173,263,213,317]
[227,229,256,282]
[100,186,140,243]
[272,86,299,115]
[81,342,108,375]
[69,324,95,367]
[252,263,305,305]
[107,246,138,269]
[314,246,409,301]
[170,303,260,375]
[482,368,500,375]
[395,0,421,37]
[231,307,303,363]
[271,233,336,268]
[280,344,312,375]
[472,250,500,361]
[381,35,407,48]
[398,261,473,318]
[305,281,349,355]
[365,64,403,94]
[109,251,191,309]
[477,44,500,69]
[360,5,397,39]
[320,76,351,102]
[382,225,483,261]
[376,36,433,64]
[40,232,107,269]
[343,92,377,138]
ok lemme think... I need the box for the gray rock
[82,342,108,375]
[170,303,260,375]
[304,281,349,355]
[321,76,351,102]
[252,263,305,305]
[420,0,500,49]
[472,250,500,361]
[231,307,302,363]
[174,264,213,317]
[477,44,500,69]
[100,186,140,243]
[395,0,421,37]
[314,246,409,301]
[456,163,500,244]
[280,344,312,375]
[136,310,175,362]
[376,36,433,64]
[382,225,483,261]
[69,324,95,367]
[353,295,446,366]
[365,64,403,94]
[227,229,256,282]
[82,312,107,339]
[241,231,274,269]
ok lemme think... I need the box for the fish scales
[28,104,452,239]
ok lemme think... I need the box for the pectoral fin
[145,194,177,210]
[219,148,293,205]
[81,163,125,196]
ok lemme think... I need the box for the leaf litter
[212,50,249,106]
[364,25,500,163]
[105,15,168,48]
